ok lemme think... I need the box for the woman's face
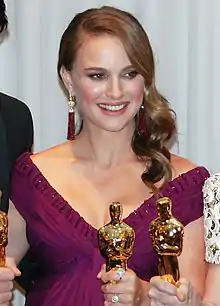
[62,34,145,133]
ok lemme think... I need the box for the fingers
[104,292,133,304]
[149,285,180,305]
[0,258,19,305]
[149,276,179,305]
[102,282,135,304]
[150,276,177,296]
[149,277,194,306]
[5,257,21,277]
[149,301,164,306]
[99,266,129,284]
[0,268,14,282]
[98,265,139,305]
[12,267,21,277]
[149,300,164,306]
[0,291,13,304]
[176,278,191,302]
[102,280,134,295]
[0,269,14,305]
[97,264,106,279]
[0,281,13,293]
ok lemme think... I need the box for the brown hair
[57,6,177,189]
[0,0,8,33]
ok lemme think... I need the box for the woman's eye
[88,73,106,80]
[123,70,138,79]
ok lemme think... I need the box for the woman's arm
[178,217,206,298]
[6,200,29,265]
[203,264,220,305]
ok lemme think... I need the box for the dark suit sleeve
[0,93,35,291]
[20,103,34,153]
[11,104,34,292]
[0,93,34,162]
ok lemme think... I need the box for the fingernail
[15,268,21,277]
[178,291,186,302]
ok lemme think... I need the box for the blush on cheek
[128,77,145,106]
[75,80,105,106]
[80,90,94,106]
[133,86,144,106]
[136,90,144,103]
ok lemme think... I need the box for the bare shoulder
[31,141,73,166]
[170,154,198,179]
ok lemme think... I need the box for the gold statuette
[149,197,184,286]
[0,190,8,266]
[98,202,135,271]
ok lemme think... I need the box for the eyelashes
[124,70,138,78]
[87,70,139,81]
[87,73,106,80]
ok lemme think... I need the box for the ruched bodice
[10,153,209,305]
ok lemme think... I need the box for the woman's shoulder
[164,155,210,227]
[12,141,73,176]
[171,154,201,176]
[31,141,72,161]
[170,154,210,181]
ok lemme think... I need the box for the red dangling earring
[67,94,76,140]
[138,104,147,137]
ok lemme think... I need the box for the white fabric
[203,174,220,264]
[1,0,220,305]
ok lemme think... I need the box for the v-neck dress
[10,152,209,305]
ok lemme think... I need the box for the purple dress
[10,153,209,305]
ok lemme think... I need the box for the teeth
[98,104,126,111]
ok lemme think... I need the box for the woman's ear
[60,66,73,93]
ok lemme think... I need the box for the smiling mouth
[98,103,127,111]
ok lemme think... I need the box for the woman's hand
[0,257,21,306]
[148,276,202,305]
[97,264,142,306]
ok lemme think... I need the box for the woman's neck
[74,122,136,168]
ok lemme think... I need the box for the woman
[0,6,209,306]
